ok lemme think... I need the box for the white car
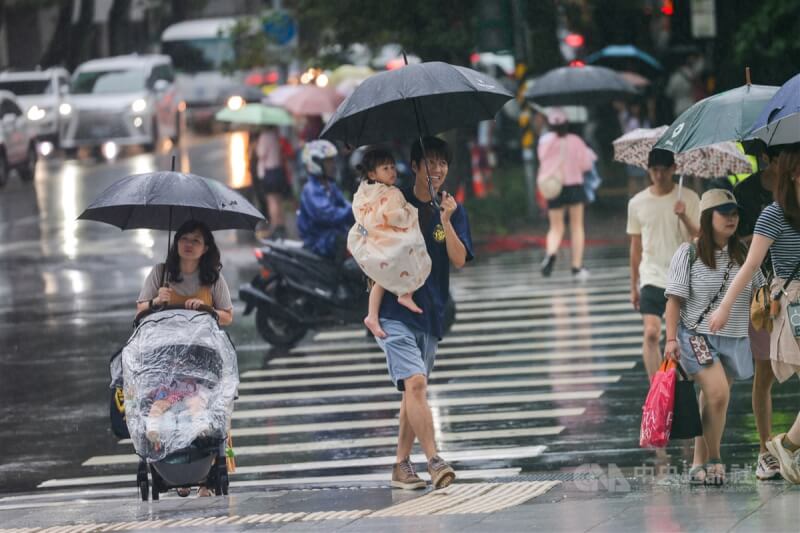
[0,90,37,187]
[0,68,70,146]
[59,54,183,156]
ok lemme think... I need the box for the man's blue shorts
[375,318,438,391]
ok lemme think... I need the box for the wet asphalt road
[1,136,799,501]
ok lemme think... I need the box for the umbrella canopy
[265,85,304,106]
[78,171,264,232]
[614,126,753,177]
[748,72,800,146]
[655,83,779,153]
[215,104,294,126]
[524,65,637,106]
[320,61,514,147]
[585,45,663,72]
[328,64,374,87]
[282,85,343,116]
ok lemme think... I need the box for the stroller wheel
[139,479,149,501]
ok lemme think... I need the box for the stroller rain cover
[120,309,239,462]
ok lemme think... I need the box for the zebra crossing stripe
[457,302,633,321]
[235,375,620,401]
[229,389,604,420]
[241,360,635,380]
[231,468,522,488]
[314,313,641,341]
[457,291,630,311]
[262,344,640,367]
[115,409,584,446]
[42,446,548,488]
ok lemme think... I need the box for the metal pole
[403,51,441,210]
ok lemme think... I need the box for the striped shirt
[666,243,766,337]
[754,203,800,280]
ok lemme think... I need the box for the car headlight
[27,106,47,121]
[58,103,72,116]
[131,98,147,113]
[227,95,244,111]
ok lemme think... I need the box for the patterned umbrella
[613,126,753,177]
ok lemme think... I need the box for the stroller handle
[134,304,219,327]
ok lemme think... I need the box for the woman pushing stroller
[130,220,236,498]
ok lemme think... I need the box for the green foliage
[462,163,529,236]
[290,0,479,64]
[220,15,287,73]
[733,0,800,85]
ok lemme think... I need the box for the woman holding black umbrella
[136,220,233,327]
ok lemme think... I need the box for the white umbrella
[614,126,753,198]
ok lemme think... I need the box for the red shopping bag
[639,359,678,448]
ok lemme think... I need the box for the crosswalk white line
[117,409,585,445]
[84,427,564,466]
[235,375,620,403]
[241,359,635,380]
[457,302,633,321]
[264,345,640,366]
[230,390,604,420]
[457,292,631,312]
[314,313,641,342]
[452,282,630,302]
[42,446,548,488]
[230,468,522,488]
[261,332,644,358]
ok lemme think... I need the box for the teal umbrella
[655,76,778,153]
[214,103,294,126]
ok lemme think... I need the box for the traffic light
[477,0,513,52]
[660,0,674,16]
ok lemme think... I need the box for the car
[0,90,37,187]
[0,67,70,146]
[160,18,246,131]
[59,54,183,156]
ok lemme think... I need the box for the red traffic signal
[565,33,585,48]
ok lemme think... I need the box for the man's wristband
[666,338,677,342]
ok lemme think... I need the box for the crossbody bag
[685,244,734,365]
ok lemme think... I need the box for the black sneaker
[540,255,556,277]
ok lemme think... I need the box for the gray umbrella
[78,171,263,232]
[525,65,637,106]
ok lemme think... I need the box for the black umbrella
[79,170,264,285]
[320,60,513,146]
[320,59,513,207]
[525,65,637,106]
[79,171,263,231]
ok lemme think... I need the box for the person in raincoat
[296,140,355,260]
[347,147,432,339]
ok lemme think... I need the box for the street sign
[263,11,297,47]
[691,0,717,38]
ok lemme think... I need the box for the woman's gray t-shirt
[137,263,233,310]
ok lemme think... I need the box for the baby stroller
[110,305,239,501]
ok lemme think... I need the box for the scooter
[239,239,455,349]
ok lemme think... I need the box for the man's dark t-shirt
[380,187,474,339]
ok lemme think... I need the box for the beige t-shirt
[137,263,233,310]
[627,186,700,289]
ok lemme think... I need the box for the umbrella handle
[677,175,684,201]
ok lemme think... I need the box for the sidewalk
[1,474,798,532]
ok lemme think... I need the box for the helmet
[302,140,338,176]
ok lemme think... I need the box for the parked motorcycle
[239,239,455,349]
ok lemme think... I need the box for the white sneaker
[765,434,800,484]
[572,268,590,281]
[756,451,782,480]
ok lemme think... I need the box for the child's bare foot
[397,293,423,314]
[364,315,387,338]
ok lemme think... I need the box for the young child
[347,148,432,338]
